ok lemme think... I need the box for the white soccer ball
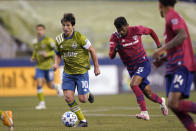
[62,111,78,127]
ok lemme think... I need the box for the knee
[79,96,88,103]
[168,100,179,111]
[65,96,74,103]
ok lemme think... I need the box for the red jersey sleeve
[169,15,184,32]
[133,26,161,48]
[109,34,117,59]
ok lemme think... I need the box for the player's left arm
[88,45,100,76]
[140,26,162,48]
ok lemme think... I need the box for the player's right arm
[31,43,36,62]
[53,41,61,71]
[109,34,118,59]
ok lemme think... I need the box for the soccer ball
[62,111,78,127]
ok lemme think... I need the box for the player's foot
[160,97,168,115]
[1,111,14,129]
[35,102,46,110]
[88,93,94,103]
[56,84,63,96]
[76,121,88,127]
[136,111,150,120]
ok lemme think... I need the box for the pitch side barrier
[0,57,195,96]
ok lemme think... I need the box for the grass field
[0,92,196,131]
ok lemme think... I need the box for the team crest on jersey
[122,39,125,42]
[133,35,138,41]
[72,42,77,49]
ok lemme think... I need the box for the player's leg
[130,75,149,120]
[167,68,196,130]
[62,72,87,127]
[0,110,14,131]
[168,92,196,131]
[142,84,168,115]
[35,68,46,110]
[75,72,91,127]
[45,69,63,96]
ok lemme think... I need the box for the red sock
[149,92,162,104]
[179,100,196,114]
[174,111,196,131]
[131,85,147,111]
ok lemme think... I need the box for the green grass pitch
[0,92,196,131]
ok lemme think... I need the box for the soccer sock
[37,86,44,102]
[149,92,162,104]
[178,100,196,114]
[131,85,147,111]
[0,110,3,120]
[68,100,86,122]
[174,111,196,131]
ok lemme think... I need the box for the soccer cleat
[56,84,63,96]
[160,97,168,115]
[88,93,94,103]
[35,103,46,110]
[1,111,14,129]
[76,121,88,127]
[136,111,150,120]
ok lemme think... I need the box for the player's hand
[153,58,164,68]
[152,47,165,60]
[94,66,100,76]
[53,64,59,71]
[30,57,34,62]
[114,43,123,52]
[41,51,48,57]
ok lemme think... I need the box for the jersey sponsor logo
[72,42,77,49]
[56,33,64,44]
[171,18,178,25]
[122,40,139,47]
[133,35,138,41]
[63,52,78,57]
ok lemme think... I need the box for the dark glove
[114,43,123,52]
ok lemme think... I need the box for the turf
[1,92,196,131]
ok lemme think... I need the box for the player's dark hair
[36,24,45,29]
[114,17,128,29]
[61,13,75,26]
[159,0,177,7]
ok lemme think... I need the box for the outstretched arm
[152,29,187,60]
[145,28,162,48]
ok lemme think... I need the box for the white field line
[85,114,174,117]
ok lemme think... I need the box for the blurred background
[0,0,196,96]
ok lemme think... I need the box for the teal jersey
[32,36,55,70]
[55,31,91,74]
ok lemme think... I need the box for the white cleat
[160,97,168,116]
[136,111,150,120]
[35,103,46,110]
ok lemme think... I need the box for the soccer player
[0,110,14,131]
[109,17,168,120]
[153,0,196,130]
[53,13,100,127]
[31,24,63,110]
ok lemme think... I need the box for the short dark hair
[36,24,45,29]
[61,13,75,26]
[159,0,177,7]
[114,16,128,29]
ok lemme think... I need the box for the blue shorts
[128,61,151,90]
[165,66,194,98]
[35,68,54,82]
[62,72,89,95]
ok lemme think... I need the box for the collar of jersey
[63,31,75,40]
[38,35,45,42]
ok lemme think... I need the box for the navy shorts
[165,66,194,98]
[62,71,89,95]
[35,68,54,82]
[128,61,151,90]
